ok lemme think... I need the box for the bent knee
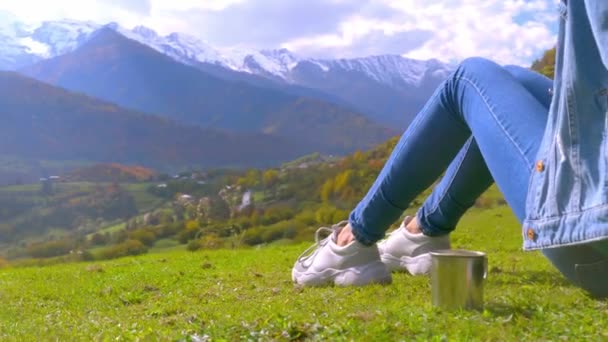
[457,57,502,75]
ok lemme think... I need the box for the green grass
[1,205,607,340]
[124,183,166,213]
[89,222,127,237]
[252,190,266,203]
[149,238,181,252]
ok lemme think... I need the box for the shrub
[200,234,224,249]
[242,220,305,246]
[294,210,317,226]
[260,205,295,225]
[99,239,148,260]
[331,209,350,224]
[315,206,348,225]
[261,226,285,244]
[186,235,224,251]
[203,222,240,238]
[241,227,264,246]
[112,229,129,244]
[90,233,110,246]
[293,225,317,243]
[26,239,74,258]
[156,222,184,239]
[128,228,157,246]
[233,216,253,230]
[80,250,95,261]
[177,225,200,244]
[187,239,201,251]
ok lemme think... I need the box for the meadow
[1,204,606,341]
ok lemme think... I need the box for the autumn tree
[531,47,556,79]
[263,169,279,188]
[320,179,335,202]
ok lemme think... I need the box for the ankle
[405,217,423,235]
[336,224,356,246]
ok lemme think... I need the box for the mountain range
[21,28,393,154]
[0,19,452,128]
[0,17,452,183]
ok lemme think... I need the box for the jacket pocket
[575,258,608,298]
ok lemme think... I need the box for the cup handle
[483,256,488,279]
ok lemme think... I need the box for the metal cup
[430,250,487,310]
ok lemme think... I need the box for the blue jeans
[349,57,608,297]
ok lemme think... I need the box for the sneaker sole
[292,260,392,287]
[381,253,432,275]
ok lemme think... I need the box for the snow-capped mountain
[0,19,451,88]
[30,20,99,57]
[312,55,450,88]
[226,48,300,79]
[113,24,234,68]
[0,18,99,69]
[1,18,453,128]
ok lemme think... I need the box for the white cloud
[150,0,245,12]
[397,0,557,65]
[284,0,557,65]
[0,0,558,65]
[0,0,145,27]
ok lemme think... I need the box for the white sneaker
[378,216,450,275]
[292,221,392,286]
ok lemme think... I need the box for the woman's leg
[416,65,553,235]
[375,65,552,274]
[354,60,608,297]
[349,58,549,245]
[293,58,608,290]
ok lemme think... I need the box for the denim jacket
[523,0,608,250]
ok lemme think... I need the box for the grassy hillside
[0,204,606,340]
[0,136,502,263]
[0,181,165,250]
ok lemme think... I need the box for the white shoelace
[296,221,349,266]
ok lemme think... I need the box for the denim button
[548,88,553,95]
[527,228,536,241]
[535,160,545,172]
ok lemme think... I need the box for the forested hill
[0,71,310,168]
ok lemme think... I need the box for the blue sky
[0,0,559,65]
